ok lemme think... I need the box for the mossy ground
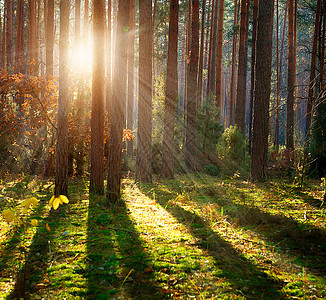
[0,173,326,299]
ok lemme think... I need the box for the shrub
[217,126,249,177]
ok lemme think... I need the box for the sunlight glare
[71,45,93,72]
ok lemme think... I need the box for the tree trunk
[152,0,158,93]
[90,0,106,194]
[274,0,280,150]
[161,0,179,178]
[251,0,274,181]
[207,0,218,99]
[235,0,250,134]
[286,0,294,150]
[1,6,6,69]
[5,0,13,68]
[55,0,70,197]
[248,0,258,153]
[107,0,130,202]
[216,0,225,110]
[306,0,322,138]
[16,0,24,72]
[229,0,239,125]
[127,0,135,157]
[46,0,54,76]
[320,0,326,90]
[197,0,206,107]
[186,0,199,171]
[136,0,153,182]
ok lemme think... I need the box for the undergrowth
[0,174,325,299]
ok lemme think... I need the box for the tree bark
[5,0,13,68]
[306,0,322,138]
[161,0,179,178]
[55,0,70,197]
[216,0,225,110]
[229,0,239,125]
[235,0,250,134]
[207,0,218,98]
[197,0,206,107]
[16,0,25,71]
[251,0,274,181]
[107,0,130,202]
[46,0,54,76]
[186,0,199,171]
[1,5,6,69]
[286,0,294,150]
[274,0,280,150]
[127,0,135,157]
[248,0,258,153]
[90,0,106,194]
[136,0,153,182]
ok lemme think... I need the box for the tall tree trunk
[162,0,179,178]
[251,0,274,181]
[90,0,106,194]
[207,0,218,98]
[216,0,225,110]
[306,0,322,138]
[107,0,130,202]
[5,0,13,68]
[197,0,206,107]
[75,0,85,177]
[55,0,70,197]
[127,0,135,157]
[152,0,158,93]
[320,0,326,90]
[136,0,153,182]
[16,0,25,71]
[286,0,294,150]
[106,0,112,113]
[28,0,36,75]
[1,6,6,69]
[229,0,239,125]
[248,0,258,153]
[186,0,199,171]
[235,0,250,134]
[46,0,54,76]
[274,0,280,150]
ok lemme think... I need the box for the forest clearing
[0,0,325,298]
[0,174,326,299]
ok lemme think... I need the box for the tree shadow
[0,198,49,297]
[157,180,326,277]
[214,199,326,276]
[6,201,60,299]
[140,184,284,299]
[86,196,163,299]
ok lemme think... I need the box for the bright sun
[70,44,93,72]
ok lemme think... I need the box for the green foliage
[217,126,249,177]
[310,93,326,178]
[196,102,223,157]
[203,164,220,176]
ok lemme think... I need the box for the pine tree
[90,0,106,194]
[162,0,179,178]
[136,0,153,182]
[55,0,70,197]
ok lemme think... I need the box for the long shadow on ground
[200,184,326,277]
[160,180,326,277]
[86,196,164,299]
[0,197,48,299]
[7,203,76,299]
[140,184,284,299]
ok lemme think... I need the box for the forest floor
[0,173,326,299]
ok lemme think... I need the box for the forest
[0,0,326,298]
